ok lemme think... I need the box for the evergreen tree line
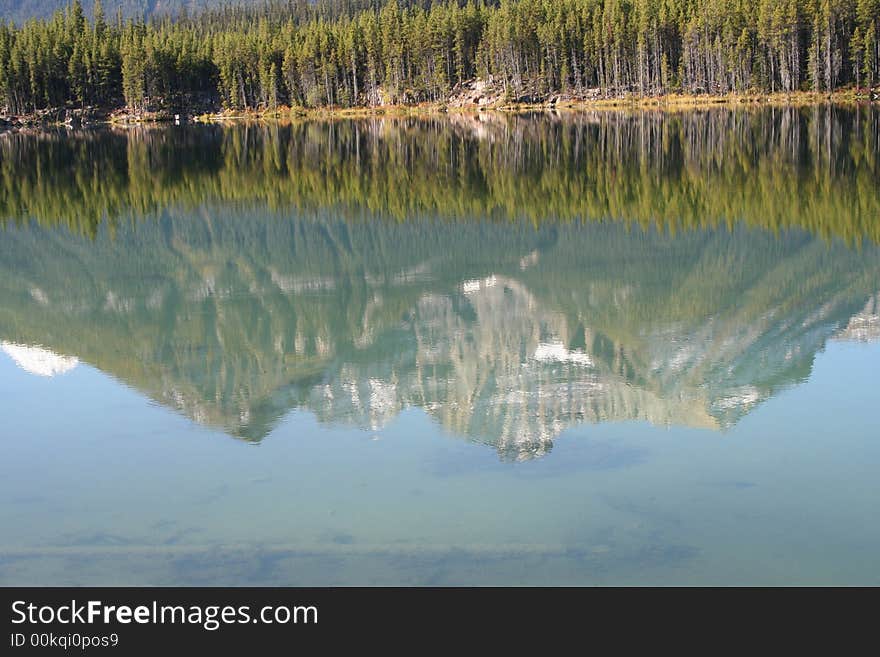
[1,0,879,116]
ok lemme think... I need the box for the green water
[0,107,878,585]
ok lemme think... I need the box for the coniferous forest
[0,0,879,116]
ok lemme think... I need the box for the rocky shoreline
[2,81,879,132]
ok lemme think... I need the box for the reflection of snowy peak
[834,294,880,343]
[0,341,78,377]
[304,277,719,460]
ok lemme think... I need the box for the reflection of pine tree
[1,109,878,245]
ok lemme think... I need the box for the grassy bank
[193,88,880,123]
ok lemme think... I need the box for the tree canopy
[1,0,879,115]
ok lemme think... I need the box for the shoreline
[2,89,879,130]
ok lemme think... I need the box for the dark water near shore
[1,107,878,585]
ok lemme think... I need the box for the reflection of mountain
[299,275,722,461]
[834,294,880,343]
[1,209,877,459]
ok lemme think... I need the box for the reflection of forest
[1,208,877,459]
[1,106,879,244]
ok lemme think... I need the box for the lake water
[1,107,878,585]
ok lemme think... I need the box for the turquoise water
[2,335,878,585]
[0,111,878,585]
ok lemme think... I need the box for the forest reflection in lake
[0,107,878,585]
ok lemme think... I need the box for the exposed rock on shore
[0,107,107,131]
[446,78,609,109]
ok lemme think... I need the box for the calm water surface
[1,108,878,585]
